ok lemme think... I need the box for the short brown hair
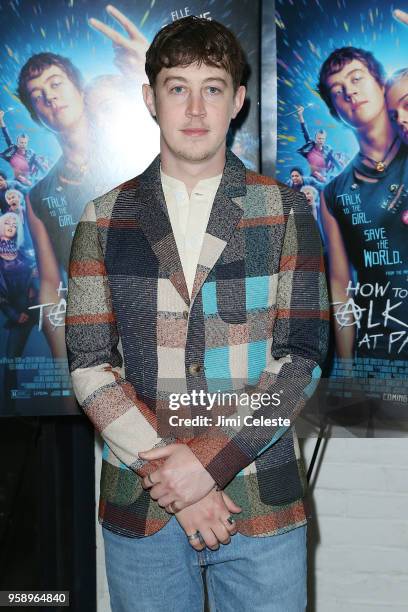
[317,47,385,120]
[17,52,83,124]
[145,16,246,91]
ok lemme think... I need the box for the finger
[200,527,219,550]
[88,17,131,49]
[187,532,206,551]
[221,492,242,513]
[142,471,160,489]
[394,9,408,26]
[222,514,238,535]
[138,445,174,460]
[212,522,231,545]
[156,494,177,508]
[106,4,148,44]
[148,484,168,502]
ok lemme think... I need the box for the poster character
[386,68,408,147]
[4,188,34,256]
[0,211,38,402]
[318,47,408,360]
[300,184,319,220]
[0,171,29,212]
[14,6,149,360]
[286,165,325,192]
[85,73,157,186]
[0,109,47,186]
[295,105,342,181]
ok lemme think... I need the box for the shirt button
[189,363,202,375]
[182,311,189,320]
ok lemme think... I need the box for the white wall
[303,435,408,611]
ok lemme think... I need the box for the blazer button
[189,363,202,375]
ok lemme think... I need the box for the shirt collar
[160,167,222,197]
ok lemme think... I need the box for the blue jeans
[103,518,307,612]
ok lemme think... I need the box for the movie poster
[275,1,408,431]
[0,0,261,416]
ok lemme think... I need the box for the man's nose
[44,88,58,106]
[397,111,408,126]
[344,83,359,102]
[186,91,206,117]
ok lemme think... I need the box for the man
[66,16,328,611]
[295,105,341,181]
[16,6,150,359]
[286,166,324,192]
[318,47,408,361]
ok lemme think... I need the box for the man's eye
[51,80,62,88]
[389,111,398,123]
[332,88,342,98]
[206,86,221,95]
[171,86,185,94]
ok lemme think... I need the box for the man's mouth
[351,101,368,110]
[54,105,68,114]
[181,128,209,136]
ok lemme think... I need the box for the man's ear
[142,83,157,119]
[231,85,246,119]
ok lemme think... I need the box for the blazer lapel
[131,156,190,305]
[127,150,247,307]
[190,150,247,303]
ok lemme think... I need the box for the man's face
[143,62,245,165]
[26,65,85,133]
[290,170,303,186]
[17,135,28,150]
[0,177,7,190]
[5,192,21,210]
[386,75,408,145]
[326,59,385,129]
[315,132,326,147]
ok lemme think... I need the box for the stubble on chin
[174,148,215,162]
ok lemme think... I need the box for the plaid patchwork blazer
[66,150,329,538]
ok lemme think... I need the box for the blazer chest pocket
[216,261,247,324]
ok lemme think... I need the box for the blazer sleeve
[186,188,330,488]
[65,201,174,477]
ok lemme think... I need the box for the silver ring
[187,530,201,542]
[226,516,235,525]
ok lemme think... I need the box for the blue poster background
[0,0,261,415]
[276,0,408,428]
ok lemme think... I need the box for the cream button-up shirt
[161,169,222,297]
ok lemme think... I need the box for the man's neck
[57,112,89,168]
[356,109,396,160]
[160,144,226,196]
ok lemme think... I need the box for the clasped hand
[140,443,217,512]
